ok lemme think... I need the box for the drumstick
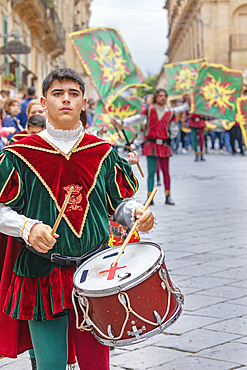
[50,188,73,237]
[113,188,157,266]
[121,128,144,178]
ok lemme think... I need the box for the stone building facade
[0,0,95,98]
[164,0,247,72]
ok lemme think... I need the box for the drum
[72,242,184,347]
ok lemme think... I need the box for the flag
[69,27,145,100]
[205,118,234,130]
[191,63,243,123]
[236,97,247,147]
[93,97,142,146]
[164,58,205,99]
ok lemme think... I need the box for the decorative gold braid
[4,149,62,219]
[0,153,5,163]
[6,143,59,155]
[79,147,113,235]
[133,174,139,191]
[105,191,116,214]
[7,135,110,162]
[115,163,136,193]
[114,165,122,198]
[0,168,15,198]
[5,172,21,205]
[4,145,113,238]
[72,140,109,154]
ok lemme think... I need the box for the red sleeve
[140,107,148,115]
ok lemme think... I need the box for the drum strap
[25,242,110,268]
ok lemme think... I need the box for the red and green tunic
[0,133,138,321]
[9,130,28,144]
[188,114,205,129]
[141,105,175,158]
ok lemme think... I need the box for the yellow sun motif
[201,74,236,110]
[106,102,138,120]
[175,68,194,91]
[94,41,129,85]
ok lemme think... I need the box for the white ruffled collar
[45,119,83,140]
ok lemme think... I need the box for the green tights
[28,315,69,370]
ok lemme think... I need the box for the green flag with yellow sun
[236,97,247,147]
[205,118,235,130]
[69,27,145,101]
[163,58,205,99]
[191,63,243,123]
[93,94,142,146]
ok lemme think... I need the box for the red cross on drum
[72,242,184,347]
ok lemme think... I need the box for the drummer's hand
[134,207,154,232]
[127,151,139,165]
[28,224,59,254]
[110,118,124,130]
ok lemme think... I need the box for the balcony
[11,0,65,58]
[230,34,247,51]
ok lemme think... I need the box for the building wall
[0,0,96,99]
[164,0,247,72]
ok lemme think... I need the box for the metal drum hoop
[73,241,164,297]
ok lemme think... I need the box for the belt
[146,138,171,145]
[25,242,110,268]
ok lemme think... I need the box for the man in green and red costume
[188,113,206,161]
[0,68,155,370]
[112,89,189,205]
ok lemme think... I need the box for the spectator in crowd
[0,106,16,150]
[2,98,21,140]
[209,127,225,154]
[26,114,46,135]
[142,94,153,108]
[18,86,36,128]
[26,99,47,119]
[87,98,96,126]
[0,90,9,99]
[229,122,244,155]
[9,100,47,144]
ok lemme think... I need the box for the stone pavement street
[1,149,247,370]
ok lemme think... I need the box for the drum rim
[73,241,164,297]
[92,285,184,347]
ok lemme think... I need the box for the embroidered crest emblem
[63,184,83,211]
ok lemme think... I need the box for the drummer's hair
[153,89,168,103]
[42,68,85,97]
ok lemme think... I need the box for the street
[1,149,247,370]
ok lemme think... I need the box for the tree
[137,74,158,98]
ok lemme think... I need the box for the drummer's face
[40,79,87,131]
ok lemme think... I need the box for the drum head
[73,242,163,296]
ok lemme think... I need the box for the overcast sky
[89,0,169,78]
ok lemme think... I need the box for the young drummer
[0,68,155,370]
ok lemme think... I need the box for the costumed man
[112,88,189,206]
[188,113,206,161]
[0,68,155,370]
[0,113,76,370]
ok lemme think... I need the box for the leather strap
[25,242,109,267]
